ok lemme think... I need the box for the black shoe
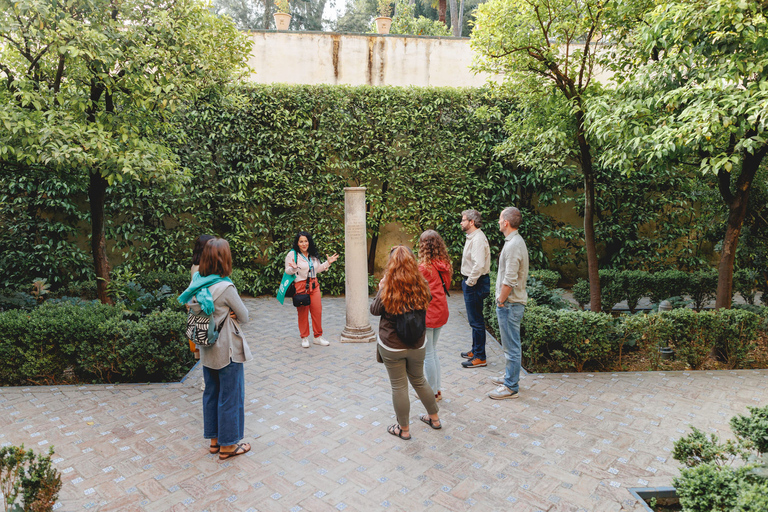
[461,358,487,368]
[461,351,474,360]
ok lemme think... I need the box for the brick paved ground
[2,295,766,511]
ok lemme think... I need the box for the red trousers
[295,278,323,338]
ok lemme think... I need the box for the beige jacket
[460,229,491,286]
[496,230,529,305]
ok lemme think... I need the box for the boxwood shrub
[0,301,193,386]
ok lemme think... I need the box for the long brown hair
[381,246,431,314]
[418,230,452,279]
[199,238,233,277]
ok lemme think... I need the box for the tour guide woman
[371,245,442,441]
[284,231,339,348]
[178,237,252,460]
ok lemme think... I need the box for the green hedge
[572,268,758,311]
[0,301,193,386]
[518,306,764,373]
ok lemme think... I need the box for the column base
[340,325,376,343]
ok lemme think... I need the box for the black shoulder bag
[292,276,311,307]
[292,254,312,307]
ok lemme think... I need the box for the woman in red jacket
[418,230,452,402]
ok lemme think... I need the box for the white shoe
[313,336,330,346]
[490,375,505,385]
[301,337,310,348]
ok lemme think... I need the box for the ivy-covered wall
[1,84,743,296]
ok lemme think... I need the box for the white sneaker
[490,375,505,385]
[301,337,310,348]
[488,385,519,400]
[313,336,330,346]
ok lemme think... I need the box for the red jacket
[419,260,451,328]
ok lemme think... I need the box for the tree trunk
[449,0,460,36]
[263,0,273,29]
[575,110,601,312]
[89,171,112,304]
[715,148,765,308]
[458,0,465,36]
[438,0,447,24]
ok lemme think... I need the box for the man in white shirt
[459,209,491,368]
[488,207,529,400]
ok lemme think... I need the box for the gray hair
[461,209,482,229]
[501,207,522,229]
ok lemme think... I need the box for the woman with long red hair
[371,245,442,441]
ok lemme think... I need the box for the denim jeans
[462,274,490,360]
[202,361,245,446]
[423,327,442,393]
[496,302,525,393]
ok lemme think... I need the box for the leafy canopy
[0,0,252,186]
[588,0,768,176]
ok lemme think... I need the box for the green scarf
[177,272,232,315]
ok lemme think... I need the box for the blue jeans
[423,327,442,393]
[203,361,245,446]
[462,274,490,360]
[496,303,525,393]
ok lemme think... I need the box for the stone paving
[2,294,767,511]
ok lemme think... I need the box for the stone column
[340,187,376,343]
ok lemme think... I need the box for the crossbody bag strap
[437,270,450,297]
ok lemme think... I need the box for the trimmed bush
[521,306,618,372]
[529,270,560,289]
[599,269,627,313]
[734,268,759,305]
[571,279,590,309]
[673,405,768,512]
[520,306,558,369]
[0,445,62,512]
[136,270,191,294]
[621,270,651,313]
[712,309,760,369]
[664,308,717,370]
[688,269,718,310]
[0,301,193,386]
[648,269,689,305]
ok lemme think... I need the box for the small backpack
[393,309,427,347]
[186,310,227,347]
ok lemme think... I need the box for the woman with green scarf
[178,237,252,460]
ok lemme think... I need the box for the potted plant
[273,0,291,30]
[375,0,392,34]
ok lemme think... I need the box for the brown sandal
[387,424,411,441]
[219,442,251,460]
[209,443,220,454]
[419,414,442,430]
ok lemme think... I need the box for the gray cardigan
[190,281,252,370]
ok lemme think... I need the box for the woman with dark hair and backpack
[284,231,338,348]
[188,234,215,361]
[178,237,252,460]
[371,245,441,441]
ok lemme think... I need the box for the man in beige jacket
[488,207,529,400]
[459,209,491,368]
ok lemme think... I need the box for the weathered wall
[246,31,495,87]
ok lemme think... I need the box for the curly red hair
[418,230,452,280]
[381,246,431,314]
